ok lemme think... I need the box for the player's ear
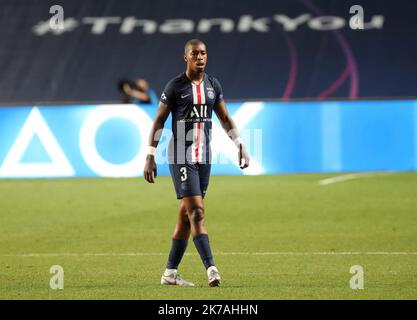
[184,55,187,62]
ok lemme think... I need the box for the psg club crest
[207,90,215,100]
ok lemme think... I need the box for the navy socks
[166,239,188,269]
[166,234,215,270]
[193,233,215,269]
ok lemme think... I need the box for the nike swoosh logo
[181,94,190,98]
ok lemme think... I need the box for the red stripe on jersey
[195,83,202,161]
[196,122,201,160]
[196,83,202,104]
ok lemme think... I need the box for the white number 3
[180,167,187,182]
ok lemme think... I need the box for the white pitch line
[2,251,417,257]
[319,172,393,186]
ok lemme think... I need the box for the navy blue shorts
[169,163,211,199]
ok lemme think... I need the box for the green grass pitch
[0,173,416,300]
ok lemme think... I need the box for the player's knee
[182,214,191,227]
[188,206,205,225]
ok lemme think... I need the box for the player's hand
[143,155,157,183]
[238,144,250,169]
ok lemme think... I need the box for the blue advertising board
[0,100,416,178]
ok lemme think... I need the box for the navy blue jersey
[160,72,224,164]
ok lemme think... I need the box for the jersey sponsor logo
[190,107,199,118]
[190,105,208,118]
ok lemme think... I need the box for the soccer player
[143,39,250,287]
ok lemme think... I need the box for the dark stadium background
[1,0,417,104]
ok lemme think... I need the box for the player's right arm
[143,101,171,183]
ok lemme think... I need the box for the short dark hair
[184,39,206,53]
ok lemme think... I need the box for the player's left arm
[214,100,250,169]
